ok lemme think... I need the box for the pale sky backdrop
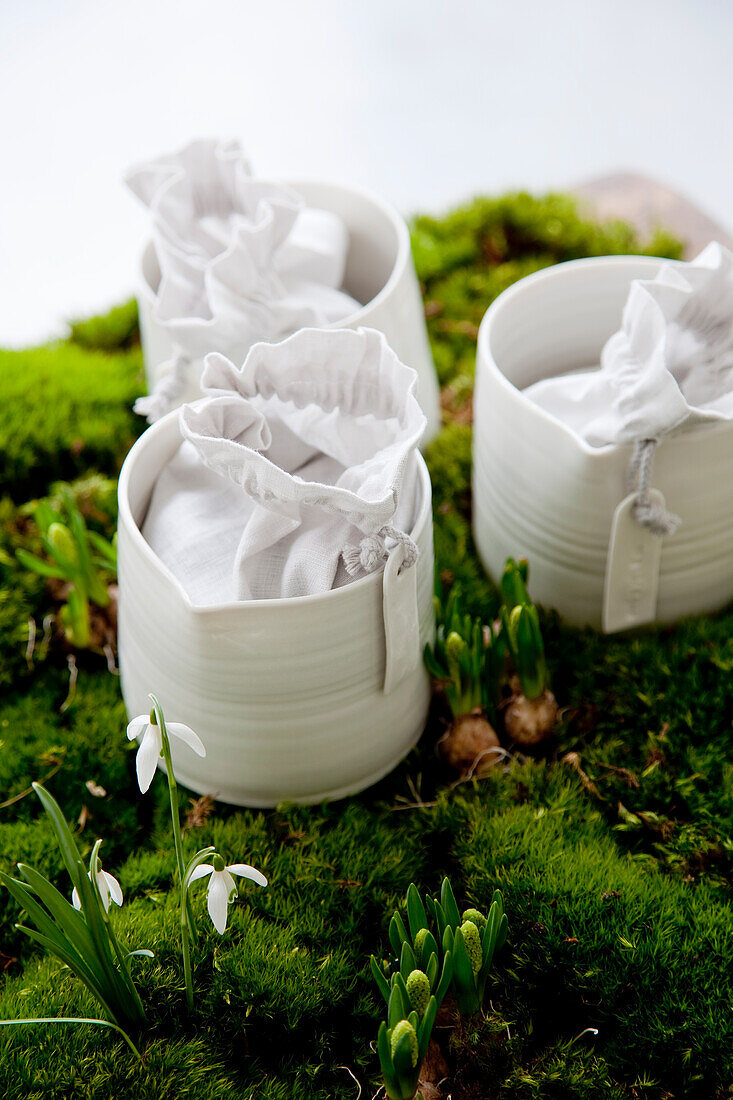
[1,0,732,345]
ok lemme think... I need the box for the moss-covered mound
[0,339,143,501]
[0,193,730,1100]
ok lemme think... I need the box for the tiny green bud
[462,907,487,936]
[390,1019,418,1067]
[212,853,226,872]
[461,920,482,976]
[445,631,465,662]
[47,522,77,564]
[406,968,431,1017]
[414,927,429,955]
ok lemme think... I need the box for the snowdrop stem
[149,696,187,889]
[181,907,194,1011]
[149,694,193,1009]
[179,848,215,1012]
[88,839,145,1021]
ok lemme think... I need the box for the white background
[2,0,732,346]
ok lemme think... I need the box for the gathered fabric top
[142,327,426,603]
[126,138,361,422]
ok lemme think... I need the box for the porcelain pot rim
[138,176,412,330]
[475,254,733,460]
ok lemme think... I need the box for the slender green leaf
[32,785,83,893]
[0,1017,141,1061]
[370,956,391,1004]
[406,884,429,940]
[14,925,115,1020]
[15,864,100,965]
[417,995,437,1061]
[441,878,461,931]
[399,940,416,979]
[452,929,476,994]
[435,949,453,1006]
[389,911,408,958]
[377,1021,399,1097]
[387,982,407,1029]
[14,550,66,579]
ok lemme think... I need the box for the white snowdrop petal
[135,726,162,794]
[227,863,268,888]
[94,871,111,912]
[167,722,207,758]
[126,715,149,742]
[188,864,214,883]
[104,872,124,907]
[71,887,81,910]
[207,871,230,934]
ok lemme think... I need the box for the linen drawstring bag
[125,138,360,421]
[523,242,733,535]
[142,327,426,604]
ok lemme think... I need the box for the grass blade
[0,1017,141,1061]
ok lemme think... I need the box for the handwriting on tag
[603,492,666,633]
[382,544,421,694]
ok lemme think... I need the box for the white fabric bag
[125,139,359,422]
[142,327,426,603]
[524,242,733,533]
[125,137,349,291]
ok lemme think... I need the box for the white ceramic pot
[117,412,435,806]
[473,255,733,630]
[137,179,441,441]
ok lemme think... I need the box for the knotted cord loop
[342,525,419,577]
[626,439,681,537]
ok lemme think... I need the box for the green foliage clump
[2,783,147,1041]
[16,488,116,650]
[0,343,143,500]
[423,586,490,717]
[68,299,139,352]
[0,475,119,688]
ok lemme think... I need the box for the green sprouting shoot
[424,583,501,721]
[498,558,549,700]
[15,486,116,649]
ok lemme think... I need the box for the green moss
[0,497,45,691]
[0,343,144,500]
[450,765,733,1093]
[413,192,683,424]
[68,299,140,352]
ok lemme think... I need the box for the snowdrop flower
[189,854,267,934]
[71,865,123,912]
[126,713,206,794]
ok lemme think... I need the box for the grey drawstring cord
[627,439,680,537]
[342,525,419,577]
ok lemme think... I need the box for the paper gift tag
[382,543,421,694]
[603,491,666,633]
